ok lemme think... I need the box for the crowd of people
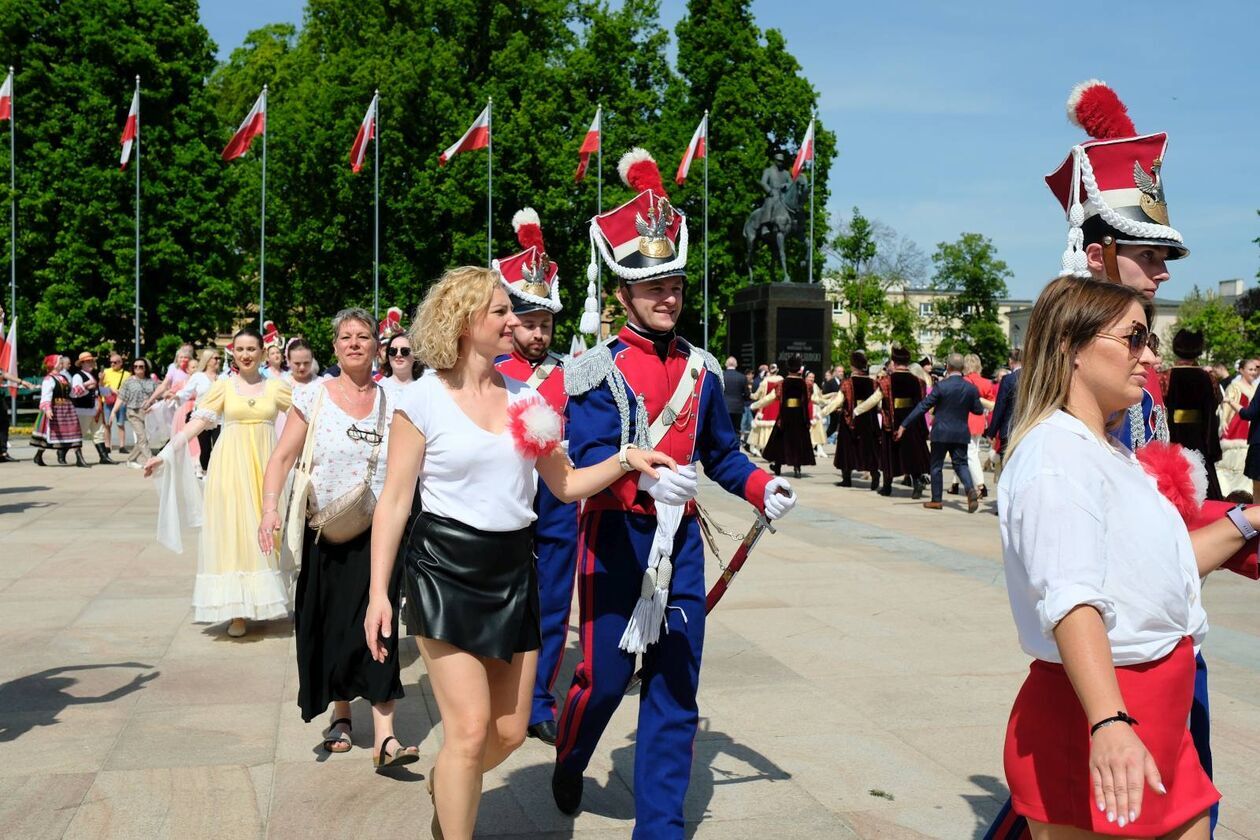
[2,80,1257,840]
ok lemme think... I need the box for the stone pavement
[3,440,1260,839]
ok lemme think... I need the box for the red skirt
[1004,637,1218,835]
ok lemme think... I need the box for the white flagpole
[133,76,141,357]
[702,110,709,349]
[373,90,380,322]
[486,98,493,267]
[8,66,14,428]
[596,105,602,336]
[259,85,267,328]
[808,112,816,284]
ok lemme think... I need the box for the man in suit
[984,348,1022,489]
[896,352,984,512]
[722,356,751,442]
[821,365,843,442]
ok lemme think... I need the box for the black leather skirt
[402,511,540,662]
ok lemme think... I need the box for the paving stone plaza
[3,440,1259,839]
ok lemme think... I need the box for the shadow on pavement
[0,662,157,741]
[0,485,51,495]
[965,774,1010,840]
[0,500,54,515]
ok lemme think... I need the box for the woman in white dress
[364,267,677,839]
[177,349,221,474]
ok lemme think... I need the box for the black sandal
[322,717,353,753]
[373,735,420,770]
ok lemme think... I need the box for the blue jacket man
[898,354,983,510]
[552,150,796,838]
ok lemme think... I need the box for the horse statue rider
[744,151,805,283]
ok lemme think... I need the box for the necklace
[337,377,375,404]
[340,375,373,393]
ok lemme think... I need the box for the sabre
[624,511,776,694]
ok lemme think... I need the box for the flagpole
[702,110,709,350]
[596,106,603,338]
[133,76,141,357]
[808,112,816,284]
[259,85,267,328]
[8,66,15,428]
[486,98,492,267]
[373,90,380,322]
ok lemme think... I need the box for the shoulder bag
[282,385,324,563]
[307,389,388,544]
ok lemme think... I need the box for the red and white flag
[0,316,16,398]
[349,92,377,173]
[222,88,267,161]
[0,69,11,122]
[574,107,600,182]
[675,113,707,185]
[119,87,139,170]
[438,103,490,165]
[791,118,815,181]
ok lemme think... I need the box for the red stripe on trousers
[556,511,600,761]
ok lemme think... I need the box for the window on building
[919,329,934,342]
[919,302,933,317]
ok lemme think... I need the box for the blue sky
[202,0,1260,301]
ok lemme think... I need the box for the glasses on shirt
[387,347,411,358]
[1095,323,1159,358]
[346,425,383,445]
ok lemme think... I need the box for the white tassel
[579,279,600,335]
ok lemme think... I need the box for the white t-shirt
[177,371,216,403]
[998,410,1207,666]
[377,375,416,401]
[291,381,392,510]
[394,373,539,532]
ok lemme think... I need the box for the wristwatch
[618,443,638,472]
[1226,504,1258,541]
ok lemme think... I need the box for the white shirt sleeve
[40,376,54,405]
[1011,471,1117,638]
[394,377,429,436]
[290,381,319,420]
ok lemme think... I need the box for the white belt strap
[526,358,559,390]
[646,349,704,449]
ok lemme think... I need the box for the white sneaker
[127,461,142,470]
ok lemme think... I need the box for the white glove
[639,464,699,506]
[763,477,796,521]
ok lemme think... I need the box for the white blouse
[394,373,539,532]
[290,381,392,511]
[177,371,216,403]
[998,410,1207,666]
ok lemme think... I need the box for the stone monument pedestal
[727,283,832,373]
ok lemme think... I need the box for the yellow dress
[190,377,293,622]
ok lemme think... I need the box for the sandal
[373,735,420,770]
[322,717,353,753]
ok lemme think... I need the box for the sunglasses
[1096,323,1160,357]
[387,347,411,358]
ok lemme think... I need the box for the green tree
[672,0,833,347]
[930,232,1011,370]
[1173,287,1252,365]
[1,0,240,367]
[828,207,881,355]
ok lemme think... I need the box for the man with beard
[492,208,574,746]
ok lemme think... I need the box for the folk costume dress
[1219,374,1256,496]
[156,377,294,622]
[493,206,577,731]
[834,366,881,485]
[761,374,814,468]
[746,373,782,453]
[32,370,84,450]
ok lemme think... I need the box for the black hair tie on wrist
[1090,711,1139,736]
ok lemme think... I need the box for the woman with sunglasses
[379,332,423,398]
[113,359,158,467]
[998,276,1260,838]
[256,308,419,770]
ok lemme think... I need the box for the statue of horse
[743,175,806,283]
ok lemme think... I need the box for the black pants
[197,427,219,472]
[0,394,9,455]
[728,412,743,438]
[930,441,972,502]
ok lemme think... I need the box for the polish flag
[0,316,16,398]
[438,103,490,165]
[349,92,377,173]
[675,113,707,185]
[222,88,267,161]
[791,118,815,182]
[119,88,139,170]
[0,70,11,122]
[574,107,600,182]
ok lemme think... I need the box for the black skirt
[1245,444,1260,480]
[402,511,540,662]
[295,526,404,723]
